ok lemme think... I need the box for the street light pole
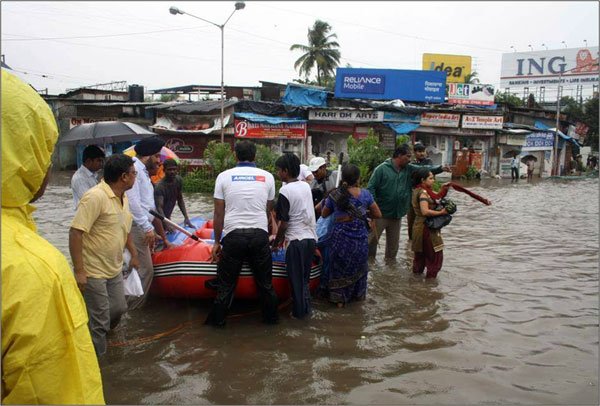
[170,3,245,143]
[553,69,562,176]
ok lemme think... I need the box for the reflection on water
[34,171,599,404]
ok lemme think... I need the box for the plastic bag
[425,214,452,230]
[124,268,144,297]
[316,215,334,245]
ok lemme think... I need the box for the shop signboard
[461,115,504,129]
[69,117,118,129]
[334,68,446,103]
[309,109,384,122]
[234,119,306,139]
[500,47,599,88]
[420,112,460,128]
[422,53,472,83]
[522,131,554,151]
[382,111,421,122]
[498,134,527,146]
[448,83,495,105]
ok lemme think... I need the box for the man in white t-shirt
[205,140,279,327]
[273,153,317,319]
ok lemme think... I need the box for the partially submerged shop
[409,111,501,176]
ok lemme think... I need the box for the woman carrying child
[411,168,448,278]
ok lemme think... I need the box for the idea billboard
[422,53,472,83]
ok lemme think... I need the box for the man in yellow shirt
[70,154,139,356]
[1,70,104,403]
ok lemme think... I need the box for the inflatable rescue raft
[151,217,322,300]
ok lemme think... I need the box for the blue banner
[525,132,554,148]
[335,68,446,103]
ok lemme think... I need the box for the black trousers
[205,228,279,326]
[286,239,316,319]
[511,167,519,180]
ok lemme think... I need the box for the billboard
[234,119,306,139]
[500,47,599,88]
[448,83,495,105]
[334,68,446,103]
[422,53,472,83]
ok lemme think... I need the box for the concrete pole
[220,26,225,144]
[553,70,562,176]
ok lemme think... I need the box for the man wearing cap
[308,156,339,214]
[125,136,171,310]
[2,70,104,404]
[71,145,105,209]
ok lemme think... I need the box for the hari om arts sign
[308,109,384,122]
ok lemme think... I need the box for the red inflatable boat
[151,218,322,300]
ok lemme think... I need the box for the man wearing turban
[1,70,105,403]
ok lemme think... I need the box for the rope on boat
[107,298,293,348]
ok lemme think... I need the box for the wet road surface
[35,172,599,404]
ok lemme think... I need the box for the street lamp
[510,45,516,52]
[169,2,246,143]
[541,43,548,50]
[561,41,567,48]
[528,44,533,51]
[584,39,588,47]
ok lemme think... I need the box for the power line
[2,26,209,41]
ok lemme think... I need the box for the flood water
[35,171,599,405]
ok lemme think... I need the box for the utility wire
[2,26,208,41]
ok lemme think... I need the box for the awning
[234,112,307,125]
[385,122,420,135]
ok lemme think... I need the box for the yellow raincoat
[1,70,105,404]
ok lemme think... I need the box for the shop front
[307,108,387,161]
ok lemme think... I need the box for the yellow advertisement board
[422,53,472,83]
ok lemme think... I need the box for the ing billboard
[422,53,472,83]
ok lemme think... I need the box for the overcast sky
[2,1,598,96]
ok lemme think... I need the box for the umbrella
[59,121,156,146]
[503,149,521,158]
[123,145,179,163]
[521,155,538,164]
[124,145,180,184]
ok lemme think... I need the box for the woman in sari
[411,168,448,278]
[321,164,381,307]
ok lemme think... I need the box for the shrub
[203,141,235,174]
[347,130,390,186]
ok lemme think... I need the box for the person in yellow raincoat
[1,70,105,404]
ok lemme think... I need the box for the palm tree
[290,20,341,86]
[464,71,480,84]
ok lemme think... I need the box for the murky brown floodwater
[35,171,599,405]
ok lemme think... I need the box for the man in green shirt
[367,143,450,259]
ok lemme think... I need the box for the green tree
[560,96,584,122]
[290,20,341,86]
[582,95,599,150]
[494,91,523,108]
[347,130,390,186]
[464,70,480,84]
[255,144,279,174]
[159,94,179,102]
[203,141,235,173]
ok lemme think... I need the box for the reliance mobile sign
[335,68,446,103]
[500,47,599,88]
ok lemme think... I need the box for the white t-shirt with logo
[276,181,317,242]
[214,164,275,238]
